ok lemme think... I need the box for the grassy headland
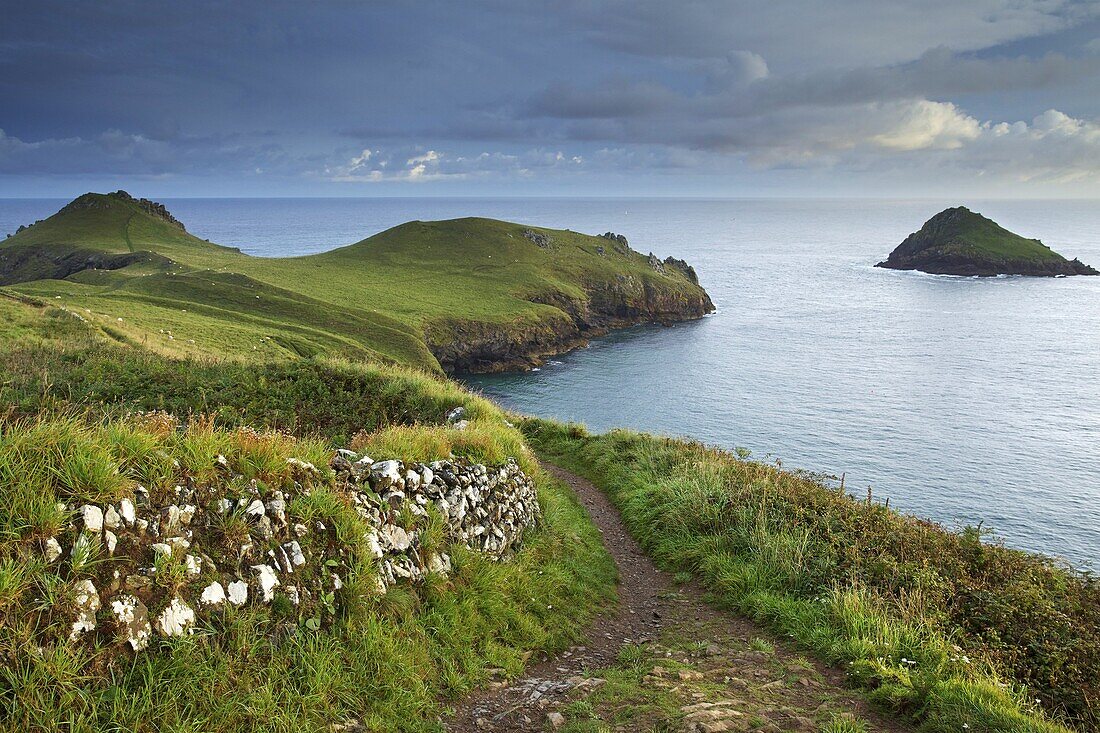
[524,420,1100,733]
[1,192,713,372]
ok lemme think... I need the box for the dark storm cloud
[1,0,1100,194]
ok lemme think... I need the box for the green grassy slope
[524,420,1100,733]
[1,192,712,372]
[0,306,617,732]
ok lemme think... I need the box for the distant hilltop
[876,206,1097,277]
[61,190,187,231]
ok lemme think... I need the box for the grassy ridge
[0,303,618,732]
[1,193,711,372]
[930,209,1063,262]
[523,420,1100,733]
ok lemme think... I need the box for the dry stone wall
[48,449,540,652]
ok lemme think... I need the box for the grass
[558,645,685,733]
[0,405,616,733]
[0,297,517,447]
[0,304,618,732]
[523,419,1100,733]
[929,208,1062,262]
[1,192,710,372]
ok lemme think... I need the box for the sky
[2,0,1100,198]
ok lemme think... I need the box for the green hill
[876,206,1098,276]
[0,191,714,372]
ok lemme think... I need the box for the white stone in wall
[69,579,100,641]
[80,505,103,533]
[111,594,152,651]
[44,537,63,563]
[251,564,280,602]
[284,541,306,568]
[227,580,249,606]
[119,498,136,525]
[200,582,226,607]
[156,598,196,636]
[365,530,384,559]
[104,505,122,530]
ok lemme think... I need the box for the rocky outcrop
[0,247,174,286]
[61,190,187,231]
[523,229,553,249]
[877,207,1098,277]
[428,270,714,373]
[660,256,701,285]
[46,448,539,654]
[429,232,715,372]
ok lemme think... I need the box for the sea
[2,197,1098,566]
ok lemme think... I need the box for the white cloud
[967,109,1100,183]
[867,101,982,151]
[321,146,586,182]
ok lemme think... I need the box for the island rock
[876,207,1097,277]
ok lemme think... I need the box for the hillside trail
[446,462,914,733]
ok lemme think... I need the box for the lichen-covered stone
[69,579,100,641]
[156,598,196,636]
[111,594,152,651]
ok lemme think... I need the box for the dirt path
[447,463,915,733]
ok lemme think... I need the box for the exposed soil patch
[446,463,914,733]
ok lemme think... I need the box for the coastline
[431,284,715,374]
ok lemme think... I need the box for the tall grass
[0,412,616,732]
[0,332,617,731]
[524,420,1098,733]
[0,339,501,445]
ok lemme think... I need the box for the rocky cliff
[428,266,715,373]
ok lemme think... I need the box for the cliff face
[877,207,1098,277]
[428,270,715,373]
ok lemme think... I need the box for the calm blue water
[3,198,1099,565]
